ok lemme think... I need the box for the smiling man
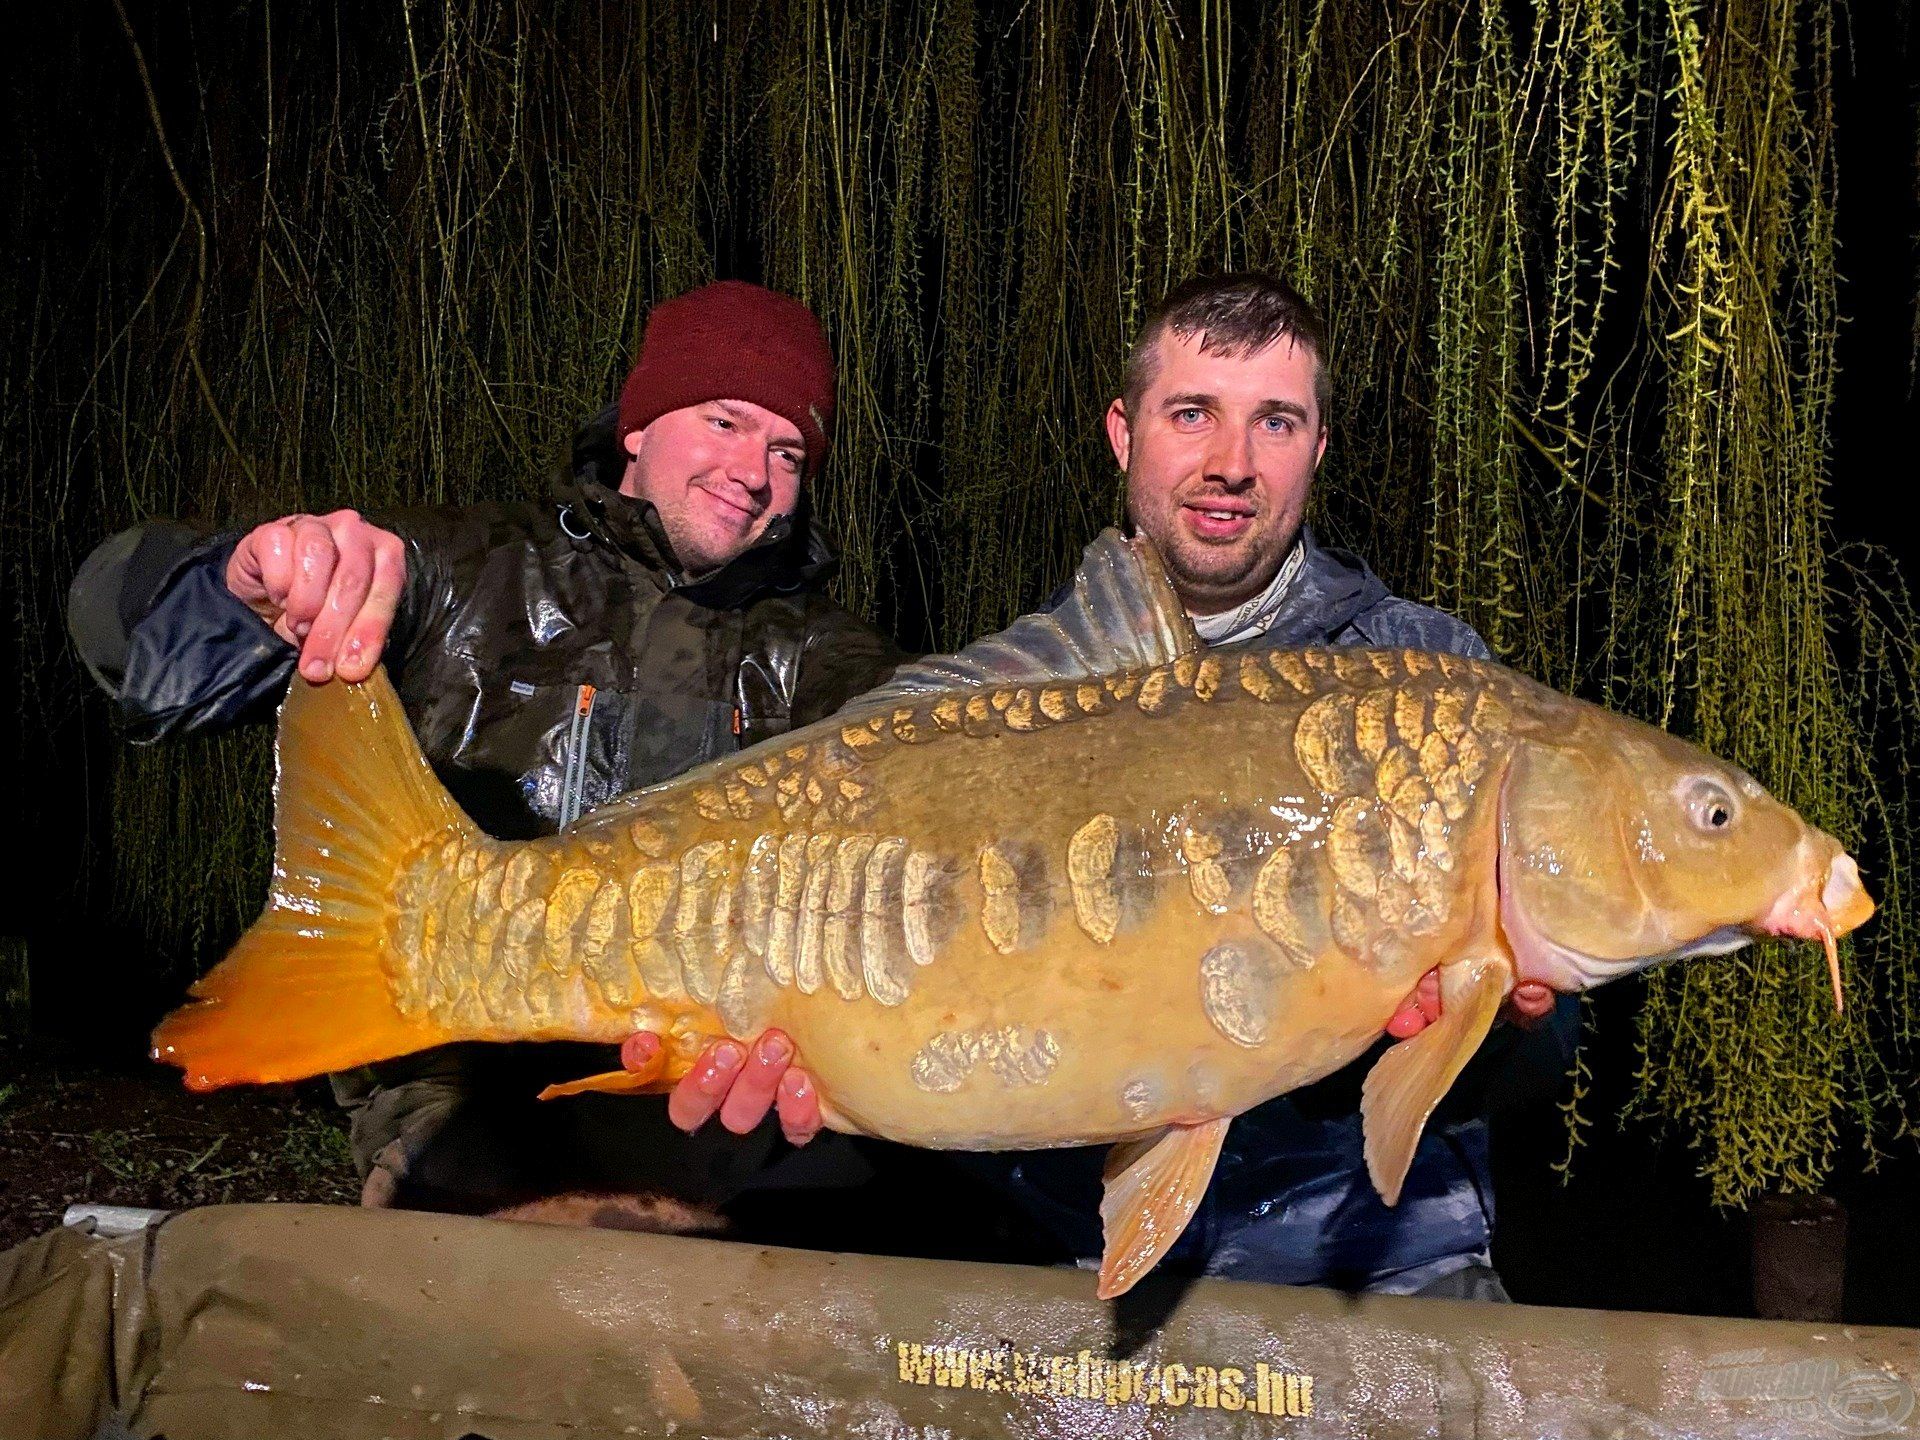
[69,279,902,1218]
[992,273,1571,1296]
[1108,288,1326,621]
[679,273,1575,1298]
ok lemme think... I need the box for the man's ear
[1105,397,1133,472]
[1313,424,1328,469]
[622,425,645,459]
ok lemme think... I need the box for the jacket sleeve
[67,522,294,741]
[788,603,910,727]
[67,511,455,743]
[1347,595,1493,663]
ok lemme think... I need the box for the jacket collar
[1227,525,1391,647]
[558,403,840,609]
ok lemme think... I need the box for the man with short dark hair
[70,279,904,1217]
[1026,271,1569,1295]
[695,272,1574,1296]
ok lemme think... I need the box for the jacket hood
[1266,526,1394,645]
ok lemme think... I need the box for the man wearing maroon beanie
[68,279,903,1221]
[616,280,838,576]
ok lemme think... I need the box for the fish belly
[771,904,1417,1148]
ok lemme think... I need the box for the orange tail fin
[152,667,479,1090]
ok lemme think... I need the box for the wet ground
[0,1038,354,1252]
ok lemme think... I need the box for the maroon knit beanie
[617,281,836,475]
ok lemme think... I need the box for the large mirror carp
[154,531,1874,1297]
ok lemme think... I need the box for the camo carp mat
[2,1203,1915,1439]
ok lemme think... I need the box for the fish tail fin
[152,667,477,1090]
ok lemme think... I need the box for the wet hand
[226,509,406,684]
[1386,969,1556,1038]
[1386,969,1442,1038]
[638,1029,822,1147]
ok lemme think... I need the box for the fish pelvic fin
[151,667,478,1091]
[1096,1116,1230,1300]
[537,1069,667,1100]
[538,1036,670,1101]
[1360,955,1512,1206]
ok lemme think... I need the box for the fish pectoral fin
[1096,1116,1230,1300]
[1361,955,1513,1207]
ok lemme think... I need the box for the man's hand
[1386,969,1557,1038]
[622,1029,822,1147]
[226,509,406,683]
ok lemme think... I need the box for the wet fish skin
[151,532,1873,1297]
[354,642,1859,1147]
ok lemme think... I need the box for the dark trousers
[331,1042,860,1213]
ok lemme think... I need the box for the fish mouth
[1757,850,1874,1015]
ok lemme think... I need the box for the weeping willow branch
[108,0,258,493]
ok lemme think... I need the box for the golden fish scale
[379,648,1528,1142]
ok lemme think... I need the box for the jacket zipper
[558,683,597,829]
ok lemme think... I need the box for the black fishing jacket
[68,407,906,840]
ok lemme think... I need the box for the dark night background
[0,0,1916,1327]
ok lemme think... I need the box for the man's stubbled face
[1108,329,1327,615]
[622,399,806,576]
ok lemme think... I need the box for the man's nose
[726,439,768,493]
[1205,427,1256,487]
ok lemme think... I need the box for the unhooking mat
[2,1202,1916,1439]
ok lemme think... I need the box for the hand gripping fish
[153,530,1875,1298]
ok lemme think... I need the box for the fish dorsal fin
[1096,1116,1230,1299]
[1360,955,1512,1205]
[862,528,1200,704]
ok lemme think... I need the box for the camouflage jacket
[68,405,905,839]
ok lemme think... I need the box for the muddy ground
[0,1038,355,1252]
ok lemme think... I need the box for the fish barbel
[153,531,1875,1297]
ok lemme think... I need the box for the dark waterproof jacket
[955,528,1581,1295]
[68,405,906,1209]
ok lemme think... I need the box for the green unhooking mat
[2,1203,1915,1439]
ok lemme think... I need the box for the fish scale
[375,642,1516,1069]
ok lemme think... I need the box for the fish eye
[1682,777,1739,834]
